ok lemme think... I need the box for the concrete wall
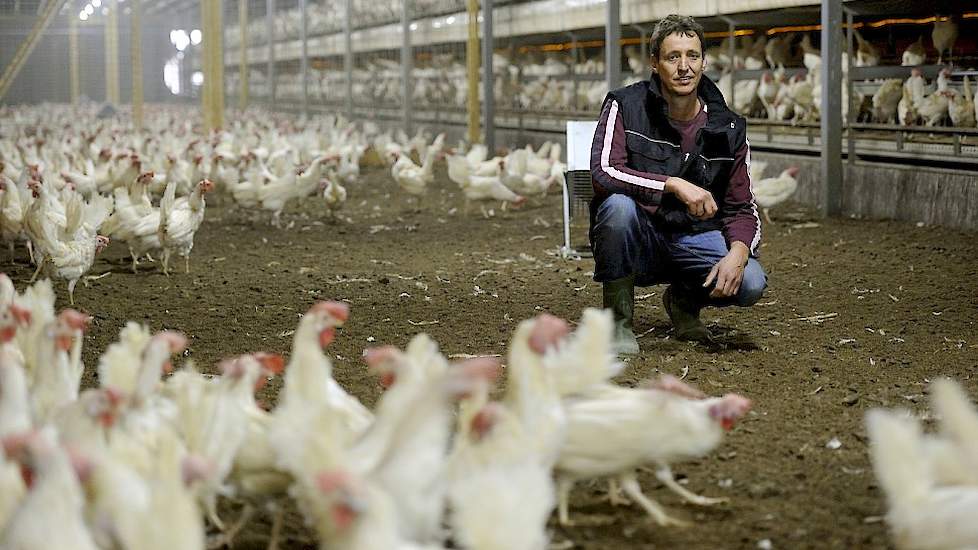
[752,152,978,230]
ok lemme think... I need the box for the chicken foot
[654,464,729,506]
[619,472,689,527]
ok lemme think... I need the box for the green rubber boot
[663,285,714,344]
[602,275,640,356]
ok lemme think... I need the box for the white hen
[867,408,978,550]
[753,167,799,224]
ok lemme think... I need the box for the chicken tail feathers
[866,409,930,506]
[931,378,978,457]
[159,180,177,235]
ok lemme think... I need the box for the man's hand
[704,242,750,299]
[664,177,717,220]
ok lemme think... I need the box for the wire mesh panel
[349,0,403,123]
[407,0,467,132]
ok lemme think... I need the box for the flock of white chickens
[0,103,575,308]
[225,8,976,131]
[0,273,756,550]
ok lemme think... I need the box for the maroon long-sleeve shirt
[590,98,762,255]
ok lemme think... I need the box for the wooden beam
[466,0,479,143]
[0,0,65,101]
[202,0,224,131]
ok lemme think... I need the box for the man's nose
[677,56,690,71]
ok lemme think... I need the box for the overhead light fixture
[92,0,101,7]
[80,11,89,20]
[190,29,202,45]
[85,4,94,15]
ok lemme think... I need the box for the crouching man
[589,14,767,354]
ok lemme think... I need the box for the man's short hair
[650,15,705,59]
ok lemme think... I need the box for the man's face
[653,31,705,98]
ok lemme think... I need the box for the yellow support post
[466,0,480,144]
[69,16,80,106]
[131,0,144,129]
[0,0,66,102]
[106,0,120,105]
[202,0,225,131]
[238,0,248,109]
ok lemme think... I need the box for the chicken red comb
[218,357,245,377]
[181,455,213,486]
[253,352,284,375]
[102,386,126,407]
[528,313,570,354]
[9,304,32,326]
[457,356,502,384]
[710,394,753,431]
[154,330,188,353]
[310,301,349,323]
[362,345,401,370]
[1,432,33,457]
[786,166,800,178]
[316,470,352,494]
[58,309,91,331]
[470,402,502,439]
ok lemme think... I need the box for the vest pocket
[625,133,676,174]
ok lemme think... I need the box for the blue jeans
[591,194,767,308]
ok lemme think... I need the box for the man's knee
[737,263,768,306]
[594,194,640,234]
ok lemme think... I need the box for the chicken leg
[29,258,44,283]
[606,478,631,507]
[206,504,255,549]
[556,476,576,526]
[67,279,77,306]
[654,464,729,506]
[266,504,284,550]
[619,472,689,527]
[161,250,172,276]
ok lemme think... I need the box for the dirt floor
[4,162,977,549]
